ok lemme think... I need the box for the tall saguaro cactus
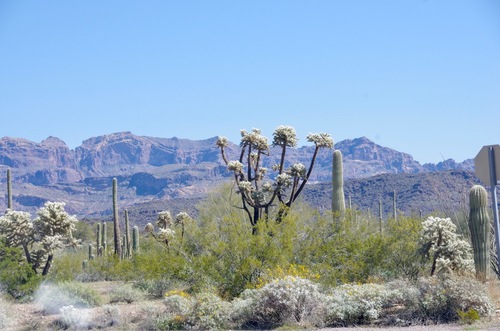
[102,222,107,255]
[132,226,139,253]
[96,223,102,256]
[332,150,345,215]
[124,209,131,258]
[112,178,122,258]
[468,185,491,281]
[393,190,397,220]
[6,168,12,210]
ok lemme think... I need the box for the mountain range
[0,132,479,226]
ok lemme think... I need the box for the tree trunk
[42,254,53,276]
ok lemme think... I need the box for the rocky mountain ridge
[0,132,475,221]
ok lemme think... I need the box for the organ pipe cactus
[6,168,12,210]
[331,150,345,215]
[468,185,491,281]
[112,178,122,258]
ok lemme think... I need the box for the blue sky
[0,1,499,164]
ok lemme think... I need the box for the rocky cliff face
[75,132,221,176]
[0,136,82,184]
[0,131,474,218]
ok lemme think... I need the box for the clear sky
[0,1,499,164]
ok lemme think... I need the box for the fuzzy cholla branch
[144,223,154,233]
[0,210,34,247]
[238,181,254,194]
[157,228,176,240]
[306,132,334,148]
[175,212,191,226]
[33,202,78,238]
[227,160,244,173]
[241,128,269,151]
[288,163,307,179]
[272,126,298,148]
[157,211,173,229]
[216,136,229,148]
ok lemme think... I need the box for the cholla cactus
[0,210,33,247]
[216,125,333,233]
[419,216,474,276]
[217,126,334,230]
[157,211,173,229]
[175,212,191,226]
[175,212,191,243]
[144,222,154,233]
[0,201,80,275]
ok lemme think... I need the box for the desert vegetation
[0,126,499,330]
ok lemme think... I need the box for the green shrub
[325,283,391,326]
[134,278,174,298]
[384,276,494,324]
[186,292,231,330]
[0,239,42,299]
[457,308,480,324]
[233,276,326,329]
[109,283,144,303]
[163,292,192,316]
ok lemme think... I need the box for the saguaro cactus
[378,199,383,233]
[132,226,139,253]
[468,185,491,281]
[112,178,122,258]
[88,243,94,260]
[332,150,345,215]
[96,223,102,256]
[102,222,107,255]
[124,209,131,258]
[393,190,397,220]
[6,168,12,210]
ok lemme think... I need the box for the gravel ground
[2,281,500,331]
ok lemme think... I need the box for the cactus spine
[332,150,345,216]
[132,226,139,253]
[468,185,491,281]
[124,209,131,258]
[6,168,12,210]
[112,178,122,258]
